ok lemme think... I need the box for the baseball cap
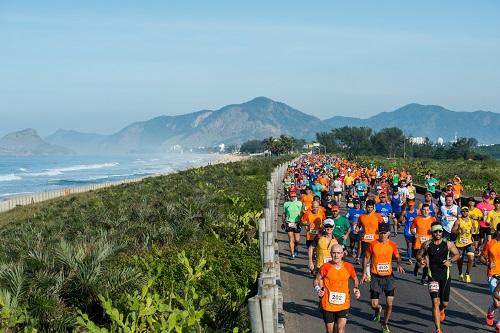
[289,191,297,197]
[378,223,391,233]
[353,198,361,204]
[331,205,339,212]
[425,191,432,196]
[468,196,476,202]
[366,199,375,206]
[376,185,382,190]
[407,199,415,206]
[446,182,453,186]
[323,219,335,227]
[461,206,469,212]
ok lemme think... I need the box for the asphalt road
[279,193,495,333]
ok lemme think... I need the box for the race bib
[376,263,391,274]
[429,281,439,293]
[309,229,318,235]
[323,256,332,264]
[328,291,346,305]
[420,236,430,243]
[460,237,471,245]
[287,222,297,228]
[446,216,457,223]
[364,234,374,241]
[383,216,389,223]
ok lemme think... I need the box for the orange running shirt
[368,240,399,276]
[300,193,314,211]
[302,210,326,240]
[410,216,436,249]
[319,262,357,312]
[358,213,383,243]
[482,240,500,277]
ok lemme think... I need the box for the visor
[431,224,443,232]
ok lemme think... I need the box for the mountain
[96,97,326,153]
[323,103,500,144]
[0,129,73,155]
[23,99,500,154]
[45,129,106,154]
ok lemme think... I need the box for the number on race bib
[287,222,297,228]
[420,236,430,243]
[364,234,374,241]
[328,291,346,305]
[446,216,457,223]
[383,216,389,223]
[460,237,471,245]
[323,257,332,264]
[377,263,391,274]
[348,203,354,208]
[429,281,439,293]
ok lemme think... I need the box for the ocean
[0,153,217,200]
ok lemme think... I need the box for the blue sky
[1,1,499,136]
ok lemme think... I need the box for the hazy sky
[1,1,499,137]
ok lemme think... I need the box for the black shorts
[370,274,395,299]
[458,244,475,259]
[393,213,402,221]
[361,241,370,258]
[428,278,451,302]
[306,239,317,248]
[334,191,342,196]
[472,234,480,242]
[350,233,361,242]
[322,308,349,323]
[285,223,301,233]
[480,227,491,239]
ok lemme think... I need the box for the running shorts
[428,278,451,302]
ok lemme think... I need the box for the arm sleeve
[346,263,356,279]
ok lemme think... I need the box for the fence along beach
[0,153,247,214]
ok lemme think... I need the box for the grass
[0,156,291,332]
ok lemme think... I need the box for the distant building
[409,137,426,145]
[219,143,225,153]
[437,137,444,145]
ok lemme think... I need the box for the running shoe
[458,273,464,282]
[355,257,360,264]
[435,329,442,333]
[440,309,445,321]
[373,305,382,323]
[366,275,371,282]
[294,248,299,257]
[381,324,390,333]
[291,253,296,259]
[465,274,471,283]
[487,310,495,326]
[421,279,428,286]
[496,324,500,333]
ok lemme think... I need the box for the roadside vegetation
[0,156,290,332]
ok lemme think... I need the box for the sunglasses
[432,230,443,233]
[324,226,334,229]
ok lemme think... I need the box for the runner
[314,244,360,333]
[488,198,500,236]
[331,205,350,250]
[308,219,338,274]
[282,191,303,258]
[411,204,436,284]
[452,206,476,283]
[347,198,365,259]
[477,194,494,246]
[390,186,405,236]
[480,223,500,331]
[300,186,315,212]
[425,173,439,198]
[375,193,392,226]
[362,222,405,333]
[357,199,384,276]
[439,194,459,241]
[355,177,368,205]
[332,175,344,206]
[418,192,438,217]
[403,199,418,264]
[416,222,460,333]
[302,201,327,259]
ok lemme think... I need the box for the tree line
[239,126,490,160]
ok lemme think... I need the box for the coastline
[0,153,250,213]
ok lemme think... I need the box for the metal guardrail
[248,161,290,333]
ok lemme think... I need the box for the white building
[409,137,426,145]
[437,137,444,145]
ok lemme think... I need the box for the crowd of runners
[281,155,500,333]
